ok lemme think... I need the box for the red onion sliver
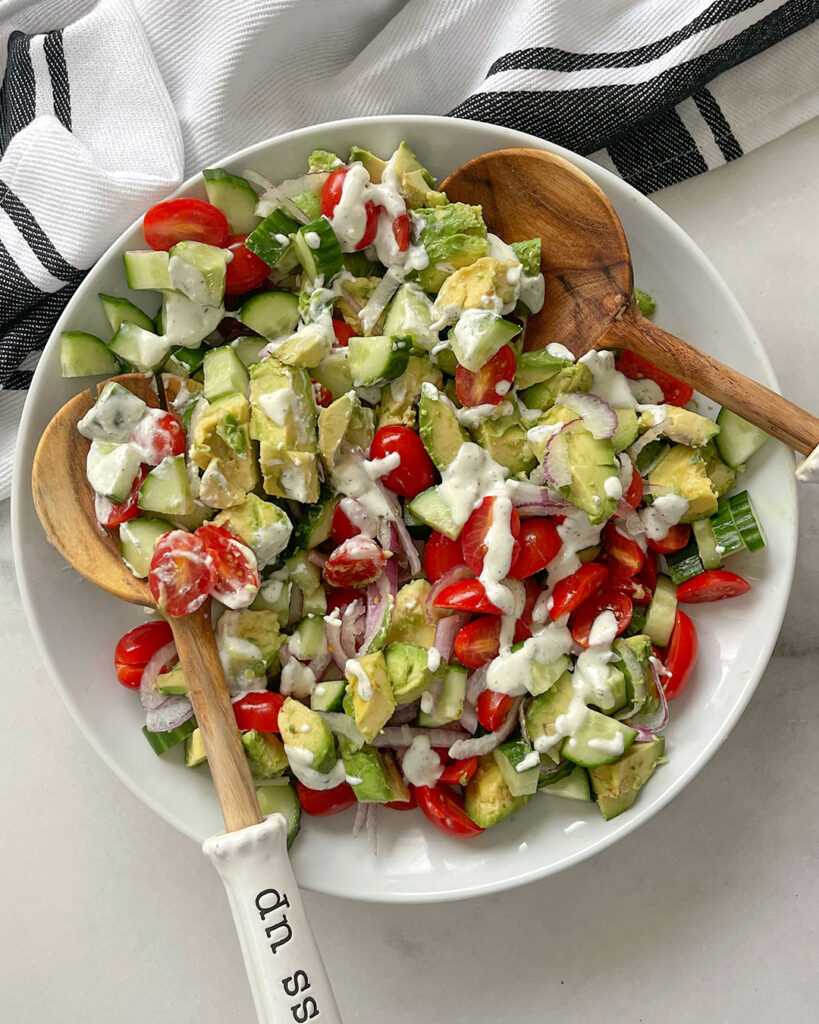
[307,550,328,568]
[361,574,393,653]
[465,665,489,706]
[288,583,303,626]
[507,481,572,515]
[433,611,469,662]
[366,803,378,854]
[273,170,332,201]
[139,642,178,712]
[340,599,363,660]
[388,700,421,726]
[628,660,670,735]
[627,419,667,460]
[307,648,333,679]
[544,428,572,489]
[560,392,618,439]
[458,701,478,735]
[370,726,467,748]
[448,697,521,759]
[324,616,348,672]
[145,698,193,734]
[352,803,369,837]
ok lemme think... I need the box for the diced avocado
[433,257,519,323]
[293,484,337,549]
[308,149,343,172]
[541,407,619,525]
[493,739,540,798]
[414,203,489,293]
[318,391,358,467]
[242,730,289,779]
[464,755,531,828]
[418,383,468,471]
[525,671,574,755]
[249,357,317,451]
[390,140,444,209]
[274,324,333,369]
[510,238,542,277]
[340,742,408,803]
[530,654,572,696]
[589,736,666,820]
[154,663,186,696]
[386,579,439,647]
[334,276,384,335]
[514,349,568,390]
[258,445,320,504]
[382,283,437,351]
[344,652,396,742]
[520,363,593,411]
[417,663,467,727]
[184,727,208,768]
[213,493,292,568]
[612,408,639,452]
[256,782,301,848]
[216,610,285,687]
[377,356,442,429]
[188,393,257,502]
[278,698,337,773]
[701,441,737,498]
[312,349,353,401]
[648,445,719,521]
[348,145,387,182]
[138,454,194,516]
[661,406,720,447]
[86,440,142,504]
[470,412,537,477]
[384,642,436,703]
[168,240,228,306]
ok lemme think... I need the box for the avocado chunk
[648,444,719,521]
[540,406,619,525]
[344,651,396,742]
[318,391,358,467]
[433,256,519,324]
[259,446,320,504]
[334,276,385,335]
[279,697,337,774]
[216,610,285,688]
[510,238,542,277]
[213,493,292,568]
[249,356,318,451]
[274,323,333,369]
[660,406,720,447]
[348,145,387,182]
[156,663,187,696]
[611,408,639,452]
[242,730,289,779]
[312,349,353,402]
[561,710,638,769]
[525,671,575,757]
[384,641,437,703]
[417,383,469,471]
[188,392,257,507]
[184,727,208,768]
[340,742,409,803]
[589,736,666,820]
[514,348,569,390]
[464,755,532,828]
[389,140,446,209]
[520,363,593,411]
[414,203,489,293]
[417,663,467,727]
[470,412,537,477]
[701,441,736,498]
[382,283,437,351]
[377,356,442,429]
[386,579,441,647]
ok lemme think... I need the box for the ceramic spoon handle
[204,815,343,1024]
[603,309,819,456]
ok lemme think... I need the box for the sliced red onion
[433,611,469,662]
[465,665,489,706]
[256,186,310,224]
[338,283,364,315]
[458,701,478,735]
[340,599,364,660]
[426,564,473,617]
[560,392,618,439]
[385,530,400,593]
[278,644,294,668]
[316,711,364,748]
[324,616,347,672]
[627,660,669,736]
[145,698,193,734]
[543,427,572,489]
[307,550,328,568]
[361,573,394,653]
[366,802,378,854]
[447,697,521,759]
[507,481,572,516]
[352,802,369,837]
[139,641,178,712]
[519,697,532,746]
[391,506,422,576]
[539,758,570,778]
[388,700,421,726]
[288,584,303,627]
[307,648,333,679]
[369,726,467,748]
[614,452,637,517]
[273,170,332,201]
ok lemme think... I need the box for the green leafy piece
[293,190,321,221]
[634,288,656,316]
[414,203,489,293]
[510,238,542,276]
[308,149,344,172]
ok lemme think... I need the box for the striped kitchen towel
[1,0,818,498]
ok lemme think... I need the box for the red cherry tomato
[332,318,354,346]
[623,465,644,510]
[569,589,633,648]
[384,791,418,811]
[476,690,515,732]
[508,518,562,579]
[114,620,174,688]
[356,200,380,250]
[610,576,652,604]
[461,496,521,576]
[616,350,693,406]
[423,531,465,584]
[438,756,479,786]
[521,577,542,626]
[295,781,357,816]
[392,212,410,251]
[142,198,229,251]
[601,521,645,578]
[331,504,360,546]
[320,168,348,218]
[676,569,751,603]
[413,785,484,838]
[196,523,260,608]
[637,547,658,594]
[646,523,691,554]
[455,345,516,408]
[224,234,270,294]
[131,411,186,465]
[454,616,531,669]
[97,466,149,528]
[660,609,698,699]
[312,380,333,408]
[434,579,502,614]
[324,536,387,588]
[149,530,216,617]
[369,425,435,498]
[233,691,286,733]
[326,586,364,616]
[549,563,609,620]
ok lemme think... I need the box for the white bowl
[12,115,797,903]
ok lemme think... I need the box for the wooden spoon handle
[169,603,262,832]
[602,310,819,456]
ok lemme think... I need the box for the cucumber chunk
[98,294,155,333]
[406,486,460,540]
[643,574,678,647]
[59,331,119,377]
[692,518,723,570]
[138,455,194,516]
[727,490,766,552]
[310,678,347,713]
[710,500,745,556]
[203,167,261,234]
[165,347,205,379]
[417,664,467,727]
[77,380,148,443]
[348,335,411,386]
[715,407,769,469]
[108,322,170,372]
[292,218,343,282]
[231,336,269,369]
[203,345,250,401]
[493,738,540,797]
[119,517,174,577]
[237,290,300,340]
[256,782,301,848]
[665,540,704,585]
[293,485,337,549]
[539,764,592,802]
[86,441,142,503]
[123,250,171,290]
[245,208,301,269]
[142,716,197,755]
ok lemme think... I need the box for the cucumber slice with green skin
[293,484,337,549]
[98,294,155,333]
[108,322,171,372]
[245,208,301,268]
[665,539,704,585]
[310,678,347,712]
[417,664,467,728]
[348,335,411,386]
[203,345,250,401]
[727,490,766,552]
[538,764,592,802]
[561,709,638,769]
[119,517,174,577]
[86,441,142,503]
[692,517,723,570]
[78,381,148,443]
[493,738,540,797]
[529,654,572,696]
[164,347,205,379]
[142,716,197,755]
[256,782,301,848]
[138,455,194,516]
[237,290,300,339]
[715,407,769,469]
[231,336,269,368]
[203,167,261,234]
[292,217,344,282]
[710,500,745,556]
[59,332,120,377]
[643,574,678,647]
[160,291,224,350]
[406,485,461,540]
[311,349,353,401]
[287,615,326,661]
[123,250,171,290]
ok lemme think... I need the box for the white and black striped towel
[2,0,818,498]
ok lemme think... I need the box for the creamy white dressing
[280,660,317,699]
[579,350,637,409]
[640,493,689,542]
[479,495,518,615]
[486,622,573,697]
[346,658,373,701]
[515,750,541,772]
[331,451,396,521]
[168,255,212,306]
[285,750,348,791]
[249,513,292,568]
[401,736,443,787]
[258,389,298,428]
[450,309,501,372]
[519,273,545,314]
[426,647,442,673]
[603,475,623,501]
[628,377,664,405]
[544,509,604,590]
[436,442,507,527]
[546,343,576,362]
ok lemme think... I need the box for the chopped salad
[63,141,770,845]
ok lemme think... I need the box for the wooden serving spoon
[31,373,341,1024]
[442,147,819,457]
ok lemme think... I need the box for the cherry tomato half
[454,616,531,669]
[413,785,484,838]
[196,523,260,609]
[438,756,479,786]
[233,691,286,733]
[508,518,562,579]
[623,465,644,510]
[369,425,435,498]
[423,531,465,584]
[326,586,364,617]
[320,168,348,218]
[131,411,186,465]
[149,530,216,617]
[114,620,174,688]
[97,466,148,528]
[610,576,652,604]
[296,781,357,816]
[331,504,359,546]
[676,569,751,603]
[637,548,659,594]
[476,690,515,732]
[224,234,270,294]
[455,345,516,408]
[357,200,380,250]
[461,495,521,576]
[392,212,410,251]
[569,589,633,648]
[434,579,501,615]
[332,318,354,346]
[143,198,229,251]
[324,536,387,588]
[312,380,333,408]
[384,791,418,811]
[616,350,693,407]
[602,521,645,578]
[661,610,698,700]
[549,563,609,620]
[647,523,691,555]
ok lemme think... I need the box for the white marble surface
[3,120,819,1023]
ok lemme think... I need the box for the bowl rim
[11,113,798,902]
